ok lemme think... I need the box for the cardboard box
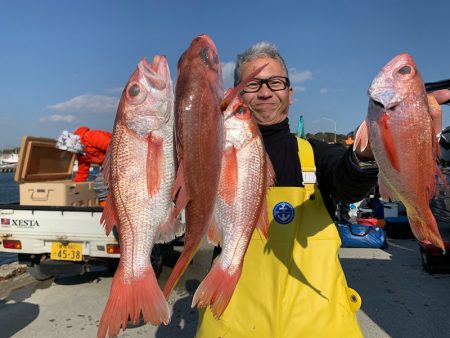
[15,136,99,207]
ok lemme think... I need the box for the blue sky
[0,0,449,148]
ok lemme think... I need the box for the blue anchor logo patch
[273,202,295,224]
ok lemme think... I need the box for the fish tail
[97,267,170,338]
[191,263,242,319]
[163,241,200,299]
[408,213,445,252]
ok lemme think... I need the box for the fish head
[223,93,260,150]
[368,53,424,117]
[117,55,173,137]
[177,34,224,98]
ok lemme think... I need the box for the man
[72,126,112,183]
[196,42,447,337]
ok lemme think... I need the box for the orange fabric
[73,126,112,182]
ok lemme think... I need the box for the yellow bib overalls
[196,138,363,338]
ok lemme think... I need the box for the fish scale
[98,55,180,338]
[355,52,446,251]
[162,34,224,300]
[191,95,274,319]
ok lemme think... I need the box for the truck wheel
[151,244,163,279]
[28,264,54,281]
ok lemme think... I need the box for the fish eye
[394,64,415,80]
[200,46,219,71]
[398,66,411,75]
[200,47,210,63]
[126,81,147,104]
[128,84,140,97]
[234,104,251,120]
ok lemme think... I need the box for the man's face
[239,57,293,126]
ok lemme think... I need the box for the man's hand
[429,89,450,135]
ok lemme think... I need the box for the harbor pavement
[1,238,450,337]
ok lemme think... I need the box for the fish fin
[97,267,170,338]
[218,147,238,205]
[207,217,222,245]
[266,153,276,188]
[171,160,184,199]
[100,194,119,236]
[377,113,400,172]
[353,120,369,152]
[220,63,268,111]
[378,176,400,202]
[256,197,270,238]
[436,163,449,190]
[156,206,185,244]
[378,179,390,202]
[101,147,111,187]
[408,213,445,252]
[163,239,201,299]
[428,93,442,140]
[172,161,189,216]
[191,263,242,319]
[429,105,442,159]
[147,133,164,197]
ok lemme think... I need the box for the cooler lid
[14,136,76,183]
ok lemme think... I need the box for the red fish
[162,34,225,298]
[192,95,275,318]
[98,55,180,338]
[354,53,446,251]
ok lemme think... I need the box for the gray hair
[234,42,289,86]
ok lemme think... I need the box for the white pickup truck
[0,203,124,280]
[0,136,169,280]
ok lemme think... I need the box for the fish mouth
[368,87,402,111]
[138,56,168,90]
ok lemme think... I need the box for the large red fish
[98,56,180,338]
[354,53,446,251]
[192,95,275,318]
[162,35,224,298]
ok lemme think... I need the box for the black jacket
[259,118,378,219]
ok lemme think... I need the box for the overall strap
[296,137,316,199]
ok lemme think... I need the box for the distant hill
[305,132,352,145]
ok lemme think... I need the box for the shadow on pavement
[340,238,450,338]
[0,301,39,338]
[53,268,114,286]
[155,279,200,338]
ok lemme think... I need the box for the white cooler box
[15,136,99,207]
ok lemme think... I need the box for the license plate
[50,242,83,261]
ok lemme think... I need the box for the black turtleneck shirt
[259,118,378,218]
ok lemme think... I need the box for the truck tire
[28,264,54,281]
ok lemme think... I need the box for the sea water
[0,173,19,264]
[0,172,19,204]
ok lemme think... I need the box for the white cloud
[320,88,328,95]
[40,114,77,123]
[47,94,119,114]
[104,87,124,95]
[293,86,306,92]
[289,69,313,84]
[222,61,236,89]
